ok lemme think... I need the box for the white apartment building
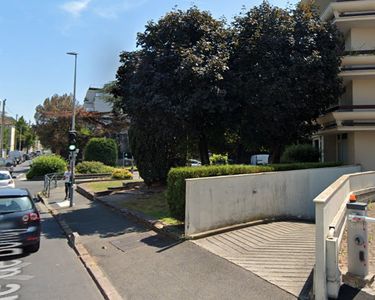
[313,0,375,171]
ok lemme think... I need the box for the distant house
[83,87,131,164]
[83,87,113,113]
[312,0,375,171]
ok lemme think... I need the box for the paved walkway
[193,221,315,298]
[44,184,296,300]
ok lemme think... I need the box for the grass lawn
[85,180,126,192]
[120,191,182,226]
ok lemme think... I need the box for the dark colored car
[0,188,41,253]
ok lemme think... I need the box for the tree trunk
[235,143,248,164]
[270,145,282,164]
[198,134,210,165]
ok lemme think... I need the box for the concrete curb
[76,185,184,241]
[37,193,124,300]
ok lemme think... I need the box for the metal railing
[43,173,63,197]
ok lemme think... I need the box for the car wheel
[24,242,40,253]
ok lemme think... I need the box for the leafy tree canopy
[115,7,232,166]
[229,1,343,162]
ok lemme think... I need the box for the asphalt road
[0,162,103,300]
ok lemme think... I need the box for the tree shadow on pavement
[140,234,183,252]
[57,200,148,239]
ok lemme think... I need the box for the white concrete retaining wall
[314,171,375,300]
[185,165,360,236]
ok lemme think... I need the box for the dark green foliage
[129,123,185,186]
[84,138,118,166]
[228,2,344,162]
[113,7,232,175]
[26,155,67,179]
[281,144,320,163]
[166,162,342,220]
[110,3,344,182]
[75,161,114,174]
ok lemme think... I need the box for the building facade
[83,87,113,113]
[313,0,375,171]
[83,86,131,165]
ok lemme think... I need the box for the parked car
[188,159,202,167]
[250,154,269,165]
[8,150,24,165]
[0,188,41,253]
[0,158,15,176]
[0,171,15,188]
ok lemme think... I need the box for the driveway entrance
[193,221,315,299]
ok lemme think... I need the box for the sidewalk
[44,184,296,300]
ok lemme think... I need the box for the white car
[0,171,15,188]
[188,159,202,167]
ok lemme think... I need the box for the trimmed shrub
[166,162,341,220]
[26,155,67,179]
[210,153,228,165]
[112,168,133,180]
[281,144,320,163]
[75,161,114,174]
[129,124,186,186]
[84,138,118,166]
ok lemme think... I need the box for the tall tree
[113,51,186,185]
[229,1,343,162]
[115,7,231,167]
[34,94,82,157]
[15,116,35,151]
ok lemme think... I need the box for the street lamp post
[67,52,78,207]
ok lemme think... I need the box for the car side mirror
[33,197,41,203]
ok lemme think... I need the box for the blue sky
[0,0,298,123]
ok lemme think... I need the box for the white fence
[314,171,375,300]
[185,165,360,236]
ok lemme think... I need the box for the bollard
[346,201,368,278]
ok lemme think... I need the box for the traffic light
[68,131,77,151]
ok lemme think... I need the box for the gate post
[346,202,368,278]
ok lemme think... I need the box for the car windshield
[0,197,32,213]
[0,173,11,180]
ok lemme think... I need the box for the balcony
[321,1,375,34]
[317,105,375,133]
[340,51,375,82]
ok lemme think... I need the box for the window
[0,173,11,180]
[0,197,32,213]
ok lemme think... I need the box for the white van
[250,154,269,165]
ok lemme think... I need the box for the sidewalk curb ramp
[76,185,184,241]
[37,193,124,300]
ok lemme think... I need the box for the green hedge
[281,144,320,163]
[76,161,114,174]
[166,162,341,221]
[26,155,67,179]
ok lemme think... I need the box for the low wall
[185,165,361,236]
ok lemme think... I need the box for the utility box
[346,202,368,277]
